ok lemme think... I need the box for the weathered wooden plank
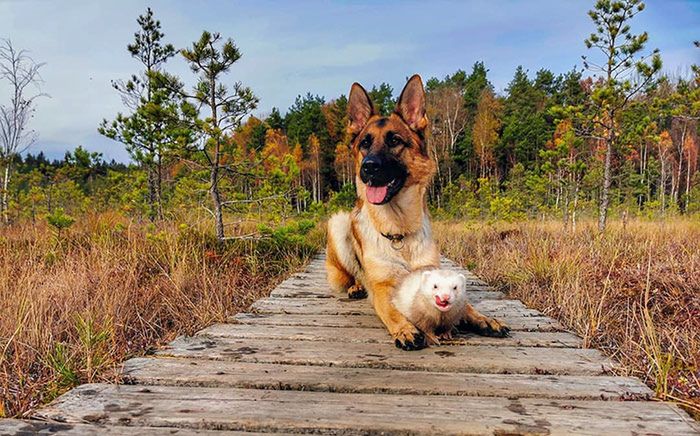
[283,273,328,282]
[250,297,372,315]
[270,287,335,298]
[440,261,485,277]
[157,336,614,375]
[271,282,331,292]
[251,297,537,317]
[270,258,489,298]
[0,419,265,435]
[297,268,326,273]
[279,275,489,288]
[249,298,535,318]
[199,323,582,347]
[271,283,495,298]
[272,284,492,295]
[123,357,651,400]
[37,384,698,435]
[29,253,690,435]
[233,312,566,332]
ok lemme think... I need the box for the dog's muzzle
[360,154,407,205]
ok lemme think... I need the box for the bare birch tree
[0,39,46,224]
[472,88,501,178]
[657,130,673,214]
[426,83,467,189]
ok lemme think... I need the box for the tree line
[1,1,698,238]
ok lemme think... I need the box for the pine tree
[285,94,336,198]
[266,107,286,131]
[322,95,348,145]
[458,62,491,174]
[181,31,258,240]
[99,8,183,220]
[368,83,394,116]
[582,0,661,231]
[499,67,549,176]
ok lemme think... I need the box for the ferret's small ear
[458,274,467,289]
[421,271,431,285]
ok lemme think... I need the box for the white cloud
[0,0,697,161]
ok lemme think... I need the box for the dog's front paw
[347,284,367,299]
[438,330,453,341]
[458,317,510,338]
[393,325,428,351]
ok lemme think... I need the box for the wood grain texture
[37,384,699,435]
[123,357,651,400]
[15,253,696,435]
[233,312,567,331]
[157,336,614,375]
[250,296,538,316]
[0,419,268,435]
[198,323,582,347]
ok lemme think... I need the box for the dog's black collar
[381,232,404,242]
[381,232,405,250]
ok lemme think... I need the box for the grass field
[2,214,698,419]
[435,219,700,418]
[0,213,322,417]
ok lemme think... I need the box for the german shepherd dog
[326,75,510,350]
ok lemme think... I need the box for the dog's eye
[386,133,403,148]
[359,135,372,150]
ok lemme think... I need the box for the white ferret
[393,269,468,345]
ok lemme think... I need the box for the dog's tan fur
[326,75,508,349]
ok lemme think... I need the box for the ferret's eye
[453,286,457,290]
[433,284,437,289]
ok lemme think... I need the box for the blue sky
[1,0,698,162]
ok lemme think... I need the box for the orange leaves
[334,142,354,185]
[472,88,502,177]
[549,119,574,150]
[231,116,265,154]
[683,133,698,174]
[658,130,673,153]
[261,128,290,172]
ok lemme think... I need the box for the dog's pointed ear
[395,74,427,132]
[348,83,375,135]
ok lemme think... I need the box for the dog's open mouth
[366,179,401,205]
[360,154,408,205]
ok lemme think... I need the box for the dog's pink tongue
[366,185,388,204]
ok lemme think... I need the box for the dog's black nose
[360,155,383,183]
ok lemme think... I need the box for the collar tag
[381,232,405,250]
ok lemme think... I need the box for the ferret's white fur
[392,269,467,344]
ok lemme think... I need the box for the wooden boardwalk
[3,253,698,435]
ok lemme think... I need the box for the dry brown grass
[435,218,700,418]
[0,212,322,418]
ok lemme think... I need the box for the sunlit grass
[0,212,323,417]
[435,218,700,418]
